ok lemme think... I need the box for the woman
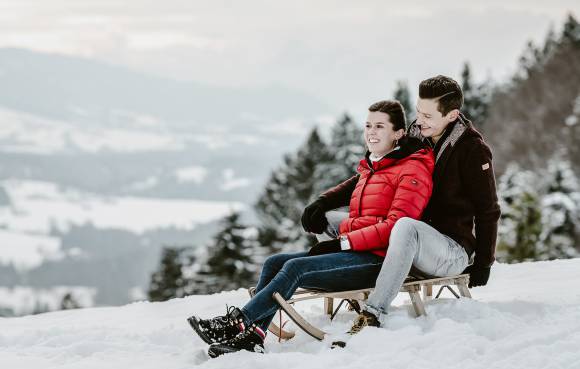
[189,100,434,358]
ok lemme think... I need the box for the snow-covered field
[0,179,244,269]
[0,107,265,154]
[0,287,96,316]
[1,258,579,369]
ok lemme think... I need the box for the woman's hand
[307,239,341,256]
[301,199,328,234]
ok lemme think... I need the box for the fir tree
[562,13,580,46]
[255,156,293,229]
[313,113,364,197]
[496,164,543,263]
[538,159,580,260]
[513,40,543,82]
[188,212,260,294]
[255,127,331,250]
[460,62,490,125]
[541,26,558,61]
[148,247,186,301]
[393,80,414,123]
[497,159,580,263]
[31,302,50,315]
[60,293,81,310]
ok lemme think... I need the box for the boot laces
[209,304,238,329]
[229,326,259,346]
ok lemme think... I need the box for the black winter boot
[207,325,266,358]
[187,305,246,344]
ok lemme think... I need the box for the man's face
[416,98,456,139]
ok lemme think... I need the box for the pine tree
[541,26,558,62]
[562,13,580,46]
[31,302,50,315]
[60,293,81,310]
[148,247,186,301]
[188,212,260,294]
[538,159,580,260]
[460,62,490,125]
[256,224,288,257]
[496,164,543,263]
[393,80,414,123]
[255,127,331,250]
[513,40,543,82]
[483,15,580,174]
[497,159,580,263]
[255,156,293,229]
[313,113,364,197]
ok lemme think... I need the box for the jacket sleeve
[345,163,433,252]
[460,141,501,267]
[318,175,359,210]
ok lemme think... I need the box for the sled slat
[247,273,472,341]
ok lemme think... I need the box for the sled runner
[249,270,471,341]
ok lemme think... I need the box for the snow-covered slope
[1,258,579,369]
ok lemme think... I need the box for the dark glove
[307,239,342,256]
[462,264,491,288]
[301,199,328,234]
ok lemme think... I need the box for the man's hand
[301,199,328,234]
[463,264,491,288]
[307,239,342,256]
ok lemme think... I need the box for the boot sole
[331,340,346,349]
[208,343,264,358]
[187,316,216,345]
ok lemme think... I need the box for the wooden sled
[249,271,471,341]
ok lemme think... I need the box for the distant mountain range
[0,48,336,311]
[0,48,332,132]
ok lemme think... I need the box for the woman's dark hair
[368,100,406,131]
[418,75,464,115]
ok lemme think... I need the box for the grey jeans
[319,211,470,323]
[364,217,470,322]
[316,207,350,241]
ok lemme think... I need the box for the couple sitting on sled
[189,75,501,358]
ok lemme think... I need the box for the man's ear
[396,129,405,140]
[446,109,459,122]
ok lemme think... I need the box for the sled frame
[249,273,471,341]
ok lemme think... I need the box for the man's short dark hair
[419,75,464,115]
[368,100,406,131]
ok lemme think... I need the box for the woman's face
[364,111,404,157]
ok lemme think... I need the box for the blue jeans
[241,250,383,331]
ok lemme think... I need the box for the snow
[1,258,579,368]
[0,229,62,270]
[0,108,263,154]
[0,108,183,154]
[175,166,208,184]
[0,286,96,316]
[565,95,580,127]
[125,176,160,191]
[0,179,245,235]
[0,179,244,269]
[220,169,251,191]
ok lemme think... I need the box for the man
[303,75,500,341]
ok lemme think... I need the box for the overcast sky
[0,0,578,115]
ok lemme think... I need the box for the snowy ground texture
[1,258,580,369]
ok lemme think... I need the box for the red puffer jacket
[339,148,434,257]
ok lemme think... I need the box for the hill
[1,258,579,368]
